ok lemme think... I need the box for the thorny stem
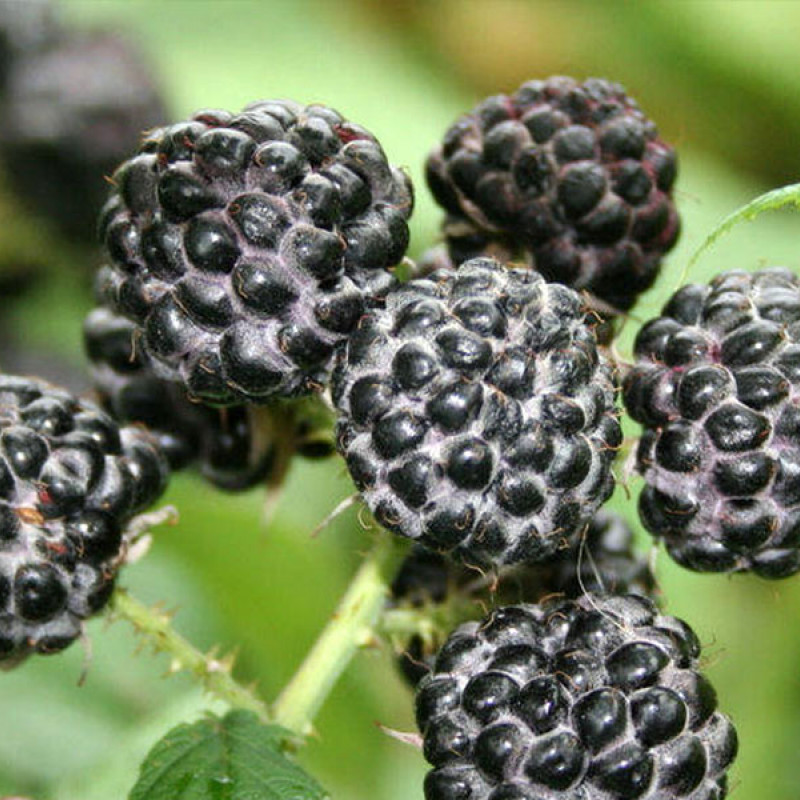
[112,521,410,743]
[272,531,408,740]
[110,588,271,722]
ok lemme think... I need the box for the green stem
[379,606,438,639]
[379,593,480,643]
[110,588,271,722]
[271,531,407,739]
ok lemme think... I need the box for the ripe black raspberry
[426,76,679,314]
[333,257,621,567]
[624,267,800,578]
[417,594,736,799]
[391,511,655,687]
[96,99,412,404]
[83,305,276,491]
[0,374,169,663]
[0,28,167,240]
[84,304,337,489]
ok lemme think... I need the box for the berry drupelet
[0,375,168,663]
[96,99,412,405]
[333,257,621,568]
[417,594,737,799]
[426,76,679,315]
[625,268,800,578]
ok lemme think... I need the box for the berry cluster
[10,39,799,795]
[426,77,679,317]
[95,99,412,404]
[625,268,800,578]
[417,595,736,800]
[333,259,620,567]
[0,376,167,663]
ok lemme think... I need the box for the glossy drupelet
[391,511,656,687]
[333,258,621,567]
[426,77,679,314]
[417,594,736,799]
[84,305,276,491]
[0,375,168,663]
[624,268,800,578]
[0,28,167,240]
[96,99,412,404]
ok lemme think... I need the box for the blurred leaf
[129,711,327,800]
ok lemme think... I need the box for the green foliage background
[1,1,799,798]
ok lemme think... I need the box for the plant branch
[110,588,271,722]
[271,531,407,739]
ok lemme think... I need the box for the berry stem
[379,595,477,643]
[271,531,407,739]
[110,588,271,722]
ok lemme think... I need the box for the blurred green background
[0,0,799,798]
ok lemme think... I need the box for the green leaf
[685,181,800,277]
[129,710,328,800]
